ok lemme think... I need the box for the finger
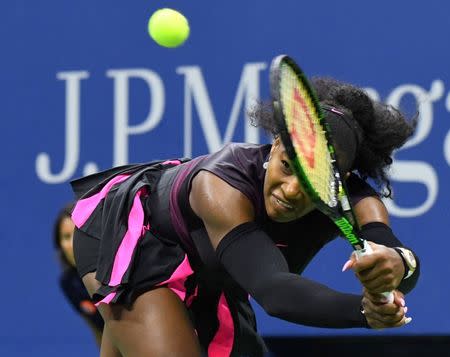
[359,275,396,293]
[393,293,406,308]
[390,313,413,328]
[378,307,405,324]
[366,307,409,328]
[364,289,392,304]
[363,293,401,313]
[342,251,358,272]
[364,310,397,329]
[366,292,395,305]
[353,254,377,273]
[356,262,395,282]
[362,304,399,325]
[394,290,405,300]
[341,259,354,272]
[372,314,404,328]
[371,303,402,316]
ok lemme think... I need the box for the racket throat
[334,217,364,250]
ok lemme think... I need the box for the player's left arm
[349,195,420,295]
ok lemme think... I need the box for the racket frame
[269,54,366,252]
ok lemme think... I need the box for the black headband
[321,104,362,172]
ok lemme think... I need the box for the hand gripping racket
[269,54,393,303]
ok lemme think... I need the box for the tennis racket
[269,54,393,302]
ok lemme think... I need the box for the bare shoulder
[189,170,255,248]
[353,195,389,226]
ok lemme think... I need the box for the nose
[282,176,303,200]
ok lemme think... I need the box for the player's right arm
[189,171,405,328]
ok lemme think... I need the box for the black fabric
[71,160,167,199]
[144,166,182,242]
[261,174,379,274]
[186,268,268,357]
[230,295,267,356]
[360,222,402,247]
[72,161,186,287]
[346,173,379,204]
[69,144,419,355]
[186,226,269,356]
[59,268,104,330]
[73,228,100,278]
[360,222,420,294]
[73,223,267,355]
[216,222,368,328]
[184,143,270,220]
[190,227,221,269]
[73,223,186,306]
[262,210,337,274]
[95,167,159,285]
[321,104,362,174]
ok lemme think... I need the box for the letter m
[176,63,267,157]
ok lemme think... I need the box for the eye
[281,160,292,174]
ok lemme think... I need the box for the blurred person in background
[53,203,104,347]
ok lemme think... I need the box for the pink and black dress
[71,142,407,357]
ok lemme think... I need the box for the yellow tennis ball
[148,8,190,48]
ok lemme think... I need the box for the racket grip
[355,240,394,303]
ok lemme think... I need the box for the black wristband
[360,222,420,294]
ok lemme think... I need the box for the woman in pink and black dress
[71,77,420,357]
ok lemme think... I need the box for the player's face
[263,138,315,222]
[59,216,76,267]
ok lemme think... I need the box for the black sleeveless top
[146,143,378,274]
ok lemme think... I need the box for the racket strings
[279,63,337,207]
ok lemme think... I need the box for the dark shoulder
[204,142,271,168]
[226,142,271,158]
[191,142,271,218]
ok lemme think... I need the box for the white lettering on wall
[36,64,447,219]
[445,91,450,166]
[35,71,89,184]
[383,80,444,217]
[176,63,266,157]
[106,69,165,166]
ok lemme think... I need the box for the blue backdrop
[2,1,449,355]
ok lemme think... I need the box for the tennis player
[71,77,420,357]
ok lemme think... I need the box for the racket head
[269,55,338,210]
[269,54,366,250]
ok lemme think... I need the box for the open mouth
[272,194,294,210]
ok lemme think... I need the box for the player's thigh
[81,272,200,356]
[100,324,122,357]
[102,287,201,357]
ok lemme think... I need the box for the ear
[344,172,351,179]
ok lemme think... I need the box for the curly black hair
[248,77,417,198]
